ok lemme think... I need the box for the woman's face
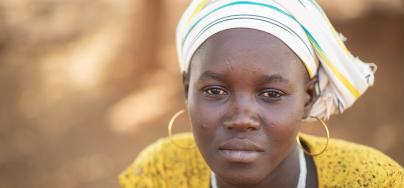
[185,28,316,186]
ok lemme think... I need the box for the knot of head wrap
[176,0,376,120]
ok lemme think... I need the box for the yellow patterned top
[119,133,403,188]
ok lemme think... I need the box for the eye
[259,89,285,101]
[202,87,228,96]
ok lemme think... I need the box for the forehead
[189,28,308,81]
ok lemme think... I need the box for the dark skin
[183,28,318,188]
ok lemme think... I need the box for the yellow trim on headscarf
[186,0,211,26]
[315,46,361,99]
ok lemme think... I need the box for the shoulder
[300,134,404,187]
[119,133,210,188]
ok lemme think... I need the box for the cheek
[261,95,304,143]
[187,89,212,129]
[257,97,303,168]
[186,87,223,146]
[187,84,226,127]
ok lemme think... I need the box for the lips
[217,138,264,163]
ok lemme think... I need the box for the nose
[223,115,260,131]
[223,95,260,131]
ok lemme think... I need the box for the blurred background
[0,0,403,187]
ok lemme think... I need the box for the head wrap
[176,0,376,120]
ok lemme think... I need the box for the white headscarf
[176,0,376,120]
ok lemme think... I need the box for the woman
[119,0,403,187]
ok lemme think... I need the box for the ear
[303,76,319,118]
[182,72,190,102]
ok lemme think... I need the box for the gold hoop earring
[168,110,196,150]
[296,116,330,156]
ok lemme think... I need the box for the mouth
[217,138,264,163]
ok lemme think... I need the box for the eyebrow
[199,71,289,84]
[199,71,225,81]
[259,74,290,84]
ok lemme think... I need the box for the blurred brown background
[0,0,403,188]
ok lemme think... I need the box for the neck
[216,145,301,188]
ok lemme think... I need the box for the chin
[216,165,267,187]
[220,173,264,187]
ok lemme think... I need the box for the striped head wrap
[176,0,376,120]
